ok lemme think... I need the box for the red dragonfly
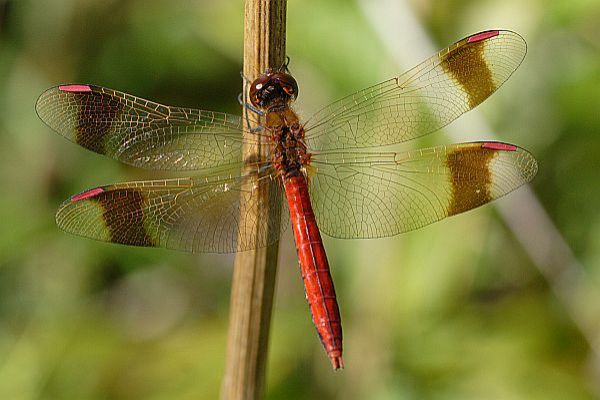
[36,30,537,369]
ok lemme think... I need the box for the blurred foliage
[0,0,599,399]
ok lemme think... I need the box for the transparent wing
[36,85,247,171]
[308,142,537,238]
[56,167,286,253]
[304,30,526,150]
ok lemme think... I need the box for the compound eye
[249,91,261,107]
[249,75,271,107]
[282,84,297,98]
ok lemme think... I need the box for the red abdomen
[283,173,343,369]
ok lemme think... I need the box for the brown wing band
[91,188,154,246]
[441,38,496,109]
[72,89,124,154]
[446,145,496,216]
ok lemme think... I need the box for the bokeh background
[1,0,599,398]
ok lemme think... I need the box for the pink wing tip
[482,142,518,151]
[59,84,92,93]
[467,30,500,43]
[71,187,105,202]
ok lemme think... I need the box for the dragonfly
[36,30,537,370]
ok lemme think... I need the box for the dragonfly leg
[237,93,265,134]
[237,93,264,116]
[239,70,252,85]
[239,71,264,114]
[273,56,291,73]
[238,71,266,132]
[247,125,264,134]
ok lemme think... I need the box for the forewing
[304,30,526,150]
[56,168,286,253]
[36,85,245,171]
[309,142,537,238]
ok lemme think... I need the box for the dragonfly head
[249,71,298,110]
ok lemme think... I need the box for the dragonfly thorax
[249,71,298,111]
[268,110,310,178]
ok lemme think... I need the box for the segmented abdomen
[283,173,343,369]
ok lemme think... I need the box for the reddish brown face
[249,72,298,110]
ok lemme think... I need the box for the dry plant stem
[221,1,287,399]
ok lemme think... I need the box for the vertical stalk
[221,1,287,399]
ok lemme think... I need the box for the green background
[1,0,599,398]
